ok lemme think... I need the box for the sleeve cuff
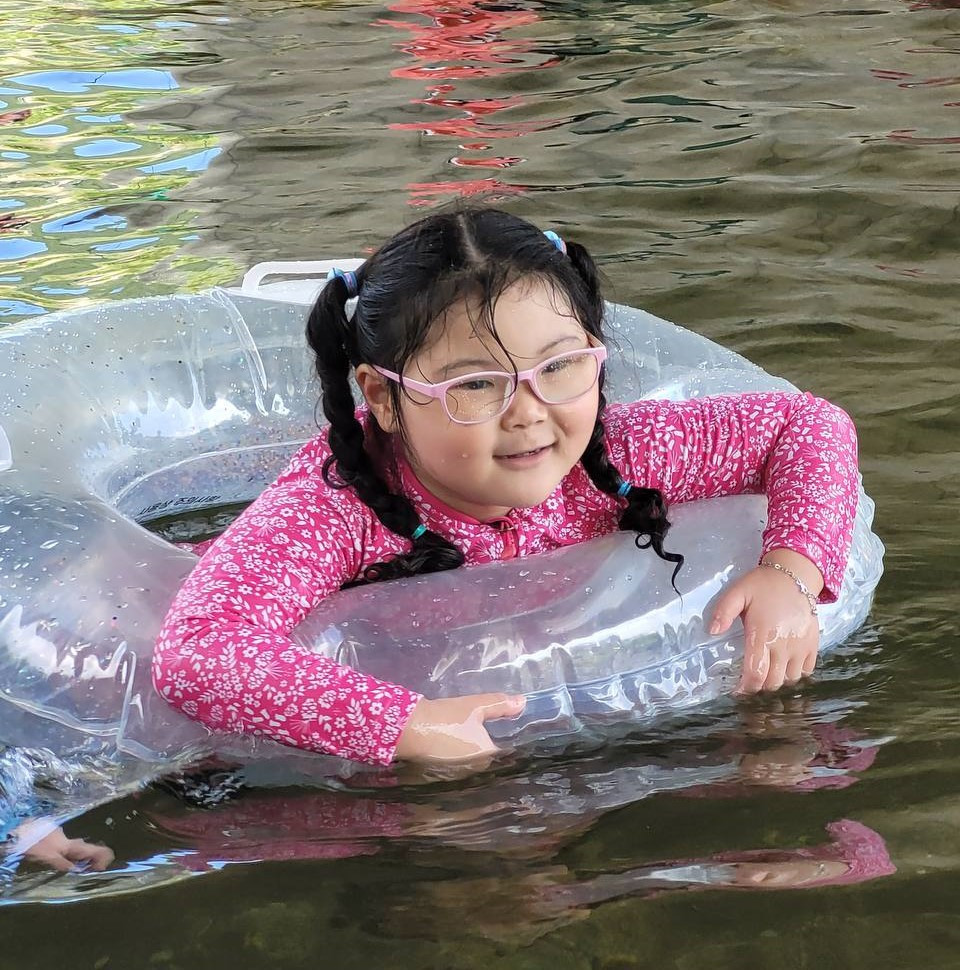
[760,530,844,604]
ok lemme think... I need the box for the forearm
[760,395,859,601]
[153,619,421,765]
[613,393,860,601]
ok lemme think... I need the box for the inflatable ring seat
[0,261,884,827]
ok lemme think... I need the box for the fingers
[396,694,522,766]
[763,649,790,692]
[39,850,78,873]
[743,641,819,693]
[785,654,807,685]
[737,623,769,693]
[475,693,526,723]
[710,589,747,637]
[64,840,115,872]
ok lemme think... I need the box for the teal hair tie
[411,524,427,541]
[543,229,567,254]
[617,480,632,498]
[326,267,359,298]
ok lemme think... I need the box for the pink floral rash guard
[154,392,859,766]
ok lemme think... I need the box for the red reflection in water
[888,129,960,144]
[380,0,552,80]
[381,0,559,203]
[870,68,960,141]
[876,264,927,278]
[0,109,31,125]
[407,176,526,206]
[0,213,30,233]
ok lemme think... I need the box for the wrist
[759,548,824,598]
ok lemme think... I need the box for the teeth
[498,445,548,459]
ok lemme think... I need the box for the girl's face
[357,278,601,521]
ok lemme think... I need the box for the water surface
[1,0,958,967]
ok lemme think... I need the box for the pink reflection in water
[379,0,560,203]
[407,176,527,206]
[870,67,960,143]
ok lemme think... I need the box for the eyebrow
[436,334,585,378]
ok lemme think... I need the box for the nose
[501,378,547,429]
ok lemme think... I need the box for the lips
[495,444,553,459]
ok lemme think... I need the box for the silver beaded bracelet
[759,561,819,615]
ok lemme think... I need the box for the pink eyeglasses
[374,346,607,425]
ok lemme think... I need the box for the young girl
[154,207,859,768]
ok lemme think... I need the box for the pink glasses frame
[373,345,608,425]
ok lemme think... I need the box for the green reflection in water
[0,1,238,320]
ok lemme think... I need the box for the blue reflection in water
[41,209,127,234]
[73,139,141,158]
[21,125,69,137]
[33,286,89,296]
[10,69,178,94]
[73,114,124,124]
[0,240,45,261]
[93,236,160,253]
[1,299,46,317]
[139,147,221,174]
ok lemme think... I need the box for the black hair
[306,205,683,587]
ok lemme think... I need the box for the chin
[508,481,562,509]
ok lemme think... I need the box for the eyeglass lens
[445,350,600,423]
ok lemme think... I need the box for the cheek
[401,406,490,463]
[559,397,599,446]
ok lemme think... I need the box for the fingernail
[709,621,721,636]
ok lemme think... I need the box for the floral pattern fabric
[154,391,859,766]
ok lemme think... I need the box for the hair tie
[326,267,359,298]
[543,230,567,255]
[411,524,427,541]
[617,480,632,498]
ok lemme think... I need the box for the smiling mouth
[496,444,553,459]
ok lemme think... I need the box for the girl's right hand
[14,824,114,873]
[395,693,525,765]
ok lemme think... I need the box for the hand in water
[395,693,525,767]
[710,550,823,692]
[12,822,114,873]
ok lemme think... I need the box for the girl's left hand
[709,551,823,693]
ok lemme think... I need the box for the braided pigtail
[580,403,684,589]
[306,273,464,585]
[565,241,685,589]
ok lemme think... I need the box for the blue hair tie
[326,267,359,298]
[617,480,632,498]
[411,524,427,541]
[543,230,567,255]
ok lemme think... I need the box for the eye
[452,377,497,392]
[542,354,577,374]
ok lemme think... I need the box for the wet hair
[306,205,683,586]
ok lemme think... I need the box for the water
[1,0,958,966]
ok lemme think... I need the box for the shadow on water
[1,0,958,966]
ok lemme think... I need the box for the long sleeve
[153,446,422,766]
[605,392,859,601]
